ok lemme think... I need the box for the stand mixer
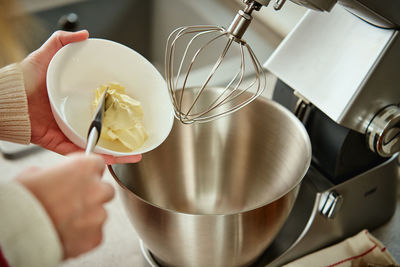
[161,0,400,265]
[259,2,400,265]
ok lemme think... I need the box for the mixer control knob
[366,105,400,157]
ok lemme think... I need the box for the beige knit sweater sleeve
[0,63,31,144]
[0,64,63,266]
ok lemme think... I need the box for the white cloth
[284,230,397,267]
[0,182,62,267]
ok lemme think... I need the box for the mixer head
[165,0,270,124]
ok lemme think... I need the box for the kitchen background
[1,0,399,265]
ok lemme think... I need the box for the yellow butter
[93,83,148,152]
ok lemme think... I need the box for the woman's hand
[16,153,114,259]
[20,30,141,165]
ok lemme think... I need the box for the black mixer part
[273,79,386,184]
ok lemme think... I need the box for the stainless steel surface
[165,1,267,124]
[257,0,336,12]
[265,6,400,136]
[85,128,99,155]
[319,190,342,219]
[272,0,286,11]
[261,156,398,266]
[289,0,336,11]
[227,10,254,39]
[85,87,108,154]
[366,105,400,158]
[338,0,400,28]
[136,157,399,267]
[140,240,159,267]
[109,88,311,267]
[265,0,400,26]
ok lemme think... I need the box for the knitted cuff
[0,63,31,144]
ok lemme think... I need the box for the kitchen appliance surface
[136,0,399,265]
[112,0,399,265]
[109,89,311,267]
[260,0,400,264]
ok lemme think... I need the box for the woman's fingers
[84,182,115,207]
[33,30,89,67]
[102,154,142,165]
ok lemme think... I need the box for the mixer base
[139,156,398,267]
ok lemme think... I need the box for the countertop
[0,146,399,267]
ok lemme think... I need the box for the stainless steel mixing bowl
[109,89,311,267]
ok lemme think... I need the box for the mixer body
[260,1,400,264]
[261,0,400,28]
[265,5,400,158]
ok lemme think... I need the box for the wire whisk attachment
[165,1,267,124]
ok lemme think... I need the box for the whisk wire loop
[199,40,246,115]
[165,16,266,124]
[183,34,234,119]
[179,31,228,117]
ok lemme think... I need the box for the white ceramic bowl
[47,38,174,156]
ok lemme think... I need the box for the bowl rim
[46,38,174,156]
